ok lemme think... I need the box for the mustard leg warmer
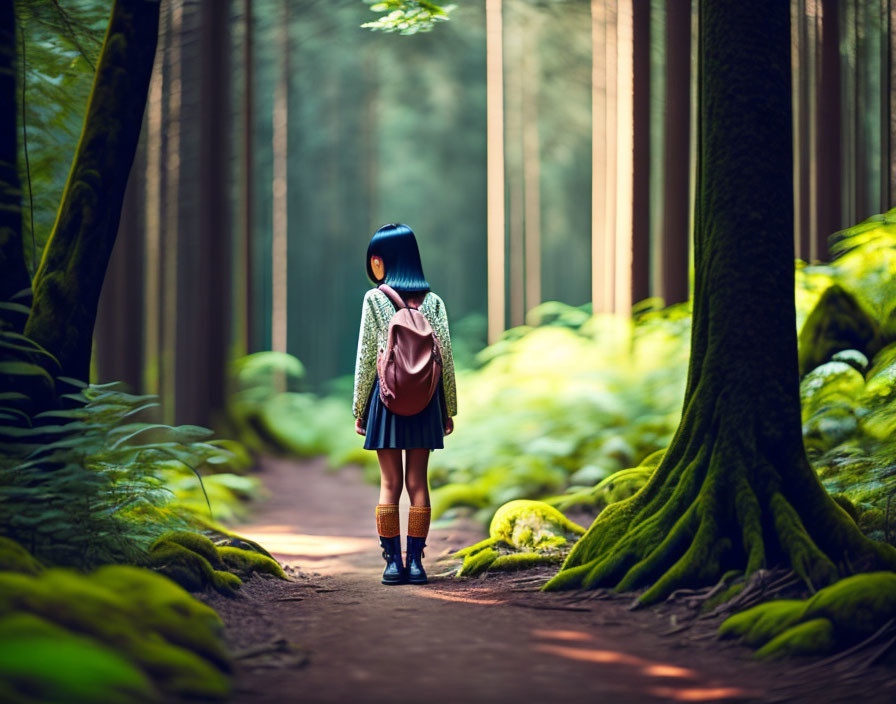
[407,505,431,539]
[375,503,400,538]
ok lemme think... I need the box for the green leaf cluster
[360,0,455,36]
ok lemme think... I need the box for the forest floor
[202,457,896,704]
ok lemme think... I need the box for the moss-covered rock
[217,547,286,580]
[452,501,586,577]
[798,284,881,377]
[0,613,158,704]
[151,532,223,569]
[489,500,586,550]
[719,572,896,659]
[147,541,241,597]
[0,538,43,576]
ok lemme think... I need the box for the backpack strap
[378,284,409,311]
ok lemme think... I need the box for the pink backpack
[375,284,443,416]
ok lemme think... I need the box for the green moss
[717,600,805,647]
[0,613,158,704]
[451,537,499,559]
[754,618,836,660]
[719,573,896,659]
[490,553,563,571]
[452,500,586,577]
[0,538,43,576]
[0,569,231,700]
[151,532,223,569]
[458,548,499,577]
[830,494,859,522]
[798,284,881,377]
[148,542,241,596]
[216,547,286,580]
[489,500,586,549]
[801,571,896,642]
[90,566,230,673]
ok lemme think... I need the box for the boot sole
[407,577,428,585]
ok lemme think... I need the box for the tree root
[543,410,895,608]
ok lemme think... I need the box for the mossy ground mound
[719,572,896,659]
[147,530,287,595]
[0,538,43,576]
[798,284,881,377]
[0,543,233,702]
[453,500,585,577]
[0,613,157,704]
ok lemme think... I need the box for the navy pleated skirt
[363,376,446,450]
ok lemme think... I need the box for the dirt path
[206,457,896,704]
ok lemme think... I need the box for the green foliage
[0,346,261,568]
[719,572,896,659]
[360,0,455,35]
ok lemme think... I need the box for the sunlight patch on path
[532,629,751,701]
[237,528,371,561]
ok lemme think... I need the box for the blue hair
[366,223,431,294]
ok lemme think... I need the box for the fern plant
[0,337,240,568]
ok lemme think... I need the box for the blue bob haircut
[366,223,431,294]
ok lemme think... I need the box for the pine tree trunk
[0,0,31,326]
[23,0,160,384]
[545,0,896,604]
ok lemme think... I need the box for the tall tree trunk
[815,0,840,259]
[195,0,231,428]
[486,0,505,343]
[522,16,541,315]
[93,137,146,391]
[23,0,160,385]
[0,0,30,325]
[237,0,254,357]
[545,0,896,604]
[630,0,650,306]
[661,0,690,304]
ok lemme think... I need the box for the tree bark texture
[23,0,160,384]
[0,0,31,325]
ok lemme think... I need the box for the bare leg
[404,449,431,507]
[376,449,404,505]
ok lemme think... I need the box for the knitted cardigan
[352,288,457,421]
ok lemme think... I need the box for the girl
[352,223,457,586]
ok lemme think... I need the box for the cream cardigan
[352,288,457,421]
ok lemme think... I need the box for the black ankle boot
[379,535,405,585]
[406,535,428,584]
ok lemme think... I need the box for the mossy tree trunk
[0,0,31,329]
[544,0,896,605]
[23,0,160,383]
